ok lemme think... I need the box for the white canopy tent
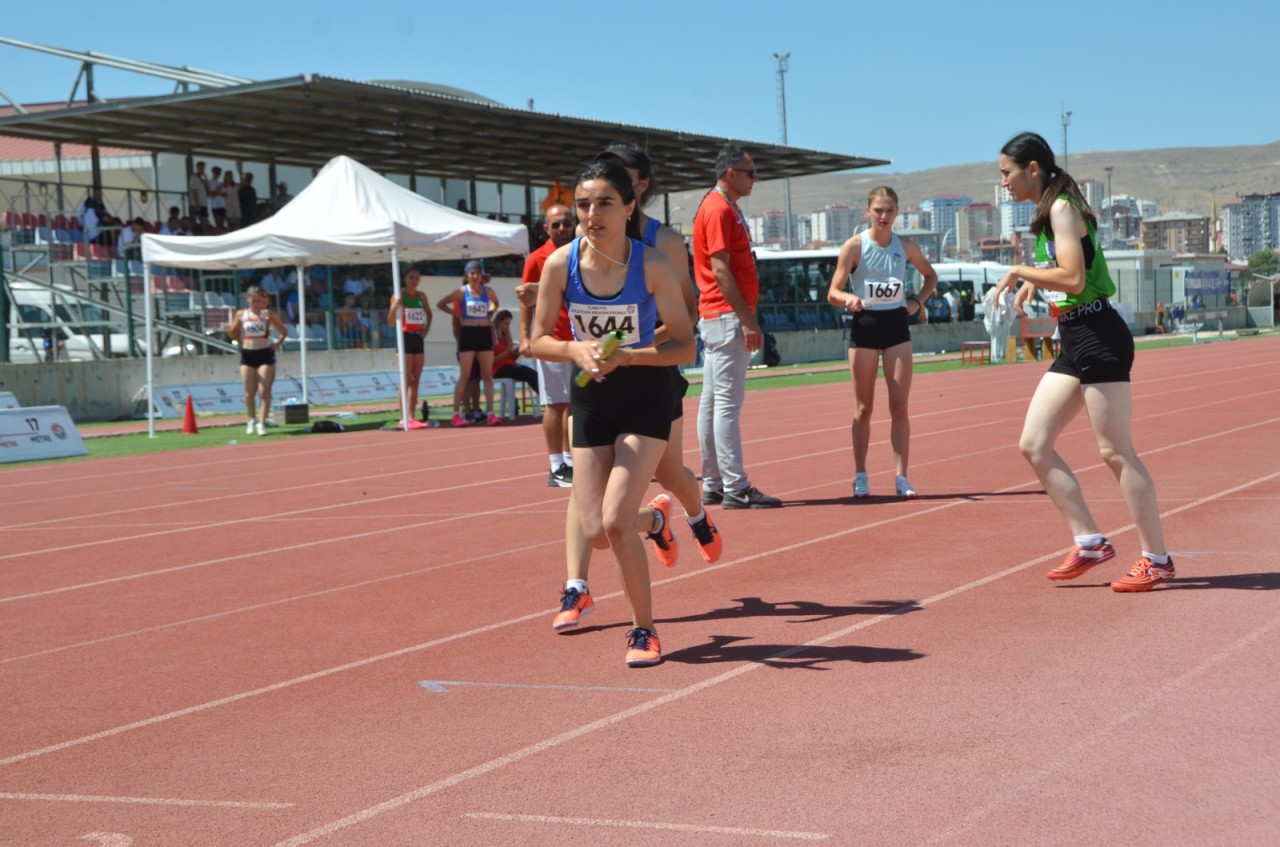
[140,155,528,436]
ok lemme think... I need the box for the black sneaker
[547,466,573,488]
[701,488,724,505]
[721,486,782,509]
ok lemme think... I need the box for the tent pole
[296,264,308,406]
[143,262,156,438]
[391,248,409,429]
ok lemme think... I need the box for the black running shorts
[1047,299,1133,384]
[848,307,911,350]
[570,365,672,448]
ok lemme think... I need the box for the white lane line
[269,469,1280,847]
[0,791,290,809]
[922,610,1280,846]
[463,812,829,841]
[418,680,678,694]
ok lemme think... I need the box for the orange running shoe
[625,627,662,667]
[1110,557,1176,592]
[645,494,678,567]
[552,587,594,631]
[1047,540,1116,580]
[688,511,723,563]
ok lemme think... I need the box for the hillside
[666,140,1280,231]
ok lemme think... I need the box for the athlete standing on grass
[826,186,937,499]
[992,131,1174,592]
[546,144,724,639]
[531,160,694,667]
[226,285,287,437]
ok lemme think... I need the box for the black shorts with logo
[1047,299,1133,384]
[402,332,425,355]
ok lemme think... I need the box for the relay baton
[575,330,626,387]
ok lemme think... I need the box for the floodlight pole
[1061,102,1072,172]
[774,52,793,250]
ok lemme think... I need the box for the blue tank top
[565,237,655,348]
[642,216,661,248]
[460,284,491,322]
[849,230,908,311]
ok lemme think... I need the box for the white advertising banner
[0,405,88,463]
[0,391,20,410]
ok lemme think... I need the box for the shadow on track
[663,634,924,669]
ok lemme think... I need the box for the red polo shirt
[521,238,573,341]
[692,189,759,317]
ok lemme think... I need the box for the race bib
[568,303,640,347]
[1033,261,1067,302]
[464,299,489,319]
[243,317,268,338]
[862,276,905,307]
[403,307,426,326]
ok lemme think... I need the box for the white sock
[565,579,588,594]
[1074,533,1105,548]
[561,452,573,468]
[549,455,561,472]
[686,508,706,525]
[1143,551,1170,565]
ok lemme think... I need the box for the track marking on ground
[462,812,828,840]
[418,680,677,694]
[922,609,1280,846]
[0,791,290,809]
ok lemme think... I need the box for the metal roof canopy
[0,75,888,194]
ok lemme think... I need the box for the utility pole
[1104,165,1114,241]
[774,52,793,250]
[1060,102,1072,172]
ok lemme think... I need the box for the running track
[2,337,1278,846]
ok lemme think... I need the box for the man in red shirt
[517,203,577,487]
[692,144,781,508]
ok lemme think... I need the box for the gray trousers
[697,313,750,494]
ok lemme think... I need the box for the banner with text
[0,405,88,463]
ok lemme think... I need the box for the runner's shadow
[661,596,920,625]
[565,596,919,636]
[663,634,924,669]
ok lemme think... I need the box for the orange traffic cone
[182,395,199,435]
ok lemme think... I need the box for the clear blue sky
[3,0,1275,175]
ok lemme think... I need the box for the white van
[6,281,136,361]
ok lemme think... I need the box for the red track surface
[2,338,1278,846]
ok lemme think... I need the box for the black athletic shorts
[570,365,672,448]
[848,307,911,350]
[458,324,494,353]
[1047,299,1133,384]
[402,332,424,355]
[240,346,276,369]
[669,366,689,421]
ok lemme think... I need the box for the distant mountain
[666,140,1280,231]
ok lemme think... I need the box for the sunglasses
[548,220,576,230]
[733,167,757,178]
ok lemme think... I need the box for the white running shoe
[895,476,918,499]
[246,419,256,435]
[255,421,266,436]
[852,473,869,499]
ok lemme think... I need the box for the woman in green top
[992,132,1173,592]
[388,267,433,430]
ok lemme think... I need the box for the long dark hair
[595,141,658,208]
[574,159,643,241]
[1000,131,1096,235]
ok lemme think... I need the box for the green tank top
[1033,195,1115,314]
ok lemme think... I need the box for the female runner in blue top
[992,131,1173,592]
[531,160,693,667]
